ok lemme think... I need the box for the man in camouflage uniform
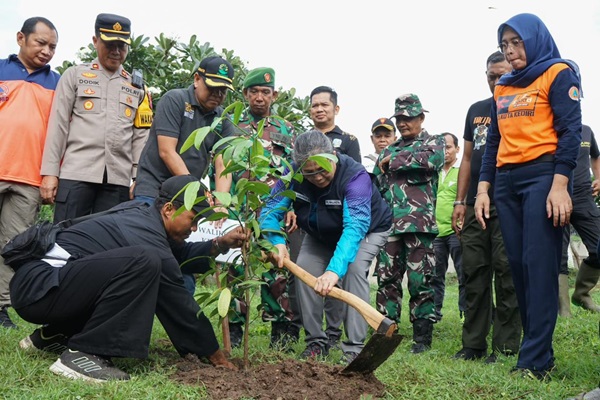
[373,93,444,353]
[227,67,298,349]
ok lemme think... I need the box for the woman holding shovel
[260,129,392,365]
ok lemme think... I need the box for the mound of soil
[172,354,386,400]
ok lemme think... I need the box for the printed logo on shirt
[83,100,94,110]
[568,86,580,101]
[332,138,342,148]
[325,200,342,206]
[497,90,538,120]
[184,102,194,119]
[81,72,97,78]
[125,108,132,118]
[0,84,9,103]
[473,125,488,150]
[83,88,96,95]
[91,63,100,70]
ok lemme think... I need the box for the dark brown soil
[171,354,386,400]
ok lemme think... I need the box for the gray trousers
[0,182,40,307]
[296,230,389,353]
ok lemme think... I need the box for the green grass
[1,271,599,399]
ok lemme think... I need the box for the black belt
[498,153,555,171]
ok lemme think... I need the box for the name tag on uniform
[295,192,310,203]
[325,200,342,206]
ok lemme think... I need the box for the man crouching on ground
[10,175,247,382]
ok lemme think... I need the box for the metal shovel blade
[341,333,403,375]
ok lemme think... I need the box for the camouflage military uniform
[373,129,444,323]
[228,110,296,325]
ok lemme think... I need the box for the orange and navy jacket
[480,63,581,185]
[0,54,60,186]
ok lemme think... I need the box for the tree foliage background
[56,33,312,132]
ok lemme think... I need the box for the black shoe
[453,347,486,360]
[299,342,329,359]
[0,307,17,329]
[50,349,130,382]
[410,343,431,354]
[228,323,243,348]
[340,351,359,365]
[326,335,341,352]
[510,366,551,382]
[20,327,68,354]
[484,351,515,364]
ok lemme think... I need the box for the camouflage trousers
[376,232,437,323]
[228,263,293,324]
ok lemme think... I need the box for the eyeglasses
[301,167,328,177]
[498,38,523,53]
[207,85,227,97]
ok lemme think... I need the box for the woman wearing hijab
[475,13,582,380]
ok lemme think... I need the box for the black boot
[410,318,433,354]
[270,322,296,352]
[0,306,16,329]
[228,322,243,348]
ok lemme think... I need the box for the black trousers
[560,193,600,273]
[53,178,130,223]
[17,246,220,359]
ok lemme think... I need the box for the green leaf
[184,181,201,211]
[308,153,338,171]
[217,288,231,318]
[213,191,232,207]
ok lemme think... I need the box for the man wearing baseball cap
[373,93,444,354]
[364,117,397,174]
[14,175,247,382]
[134,55,236,294]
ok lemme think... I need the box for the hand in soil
[207,349,238,371]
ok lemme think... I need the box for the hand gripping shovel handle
[281,257,397,337]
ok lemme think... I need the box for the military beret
[392,93,429,118]
[243,67,275,89]
[95,13,131,45]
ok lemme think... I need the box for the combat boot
[410,318,433,354]
[572,261,600,313]
[558,273,572,318]
[270,321,295,352]
[228,322,244,348]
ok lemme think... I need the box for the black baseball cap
[158,175,213,216]
[371,117,396,133]
[197,56,234,91]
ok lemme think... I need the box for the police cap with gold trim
[197,56,234,91]
[243,67,275,89]
[95,13,131,44]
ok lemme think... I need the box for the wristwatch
[453,201,465,207]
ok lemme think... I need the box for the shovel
[279,257,403,375]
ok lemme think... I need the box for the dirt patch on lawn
[171,354,386,400]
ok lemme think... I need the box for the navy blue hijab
[497,13,578,88]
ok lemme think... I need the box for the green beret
[243,67,275,89]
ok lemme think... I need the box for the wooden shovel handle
[281,258,396,337]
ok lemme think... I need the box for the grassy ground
[1,272,599,400]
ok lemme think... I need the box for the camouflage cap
[391,93,429,118]
[243,67,275,89]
